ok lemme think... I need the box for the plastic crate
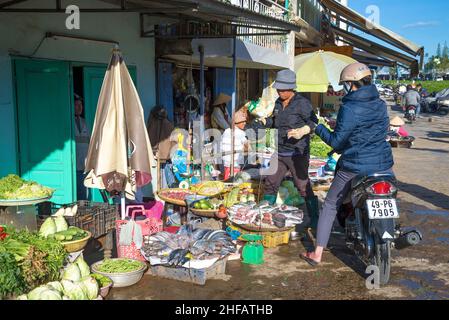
[36,200,118,238]
[148,258,228,285]
[226,222,293,248]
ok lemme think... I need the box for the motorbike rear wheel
[373,240,391,285]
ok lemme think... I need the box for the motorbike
[405,105,417,122]
[336,168,422,285]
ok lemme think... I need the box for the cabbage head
[39,218,56,237]
[62,263,81,282]
[81,276,99,300]
[285,195,305,207]
[47,281,64,293]
[61,280,88,300]
[17,294,28,300]
[39,289,62,300]
[75,256,91,278]
[54,215,68,232]
[281,180,295,190]
[27,286,50,300]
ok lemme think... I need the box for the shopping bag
[115,206,163,261]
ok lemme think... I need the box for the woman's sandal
[300,253,320,267]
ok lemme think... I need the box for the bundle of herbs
[0,226,67,298]
[310,117,333,158]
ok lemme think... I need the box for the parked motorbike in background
[336,167,422,285]
[405,105,417,122]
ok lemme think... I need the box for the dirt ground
[105,99,449,300]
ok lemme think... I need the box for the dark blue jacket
[247,93,318,155]
[315,85,394,175]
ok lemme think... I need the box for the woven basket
[61,231,92,253]
[190,208,219,218]
[157,188,194,206]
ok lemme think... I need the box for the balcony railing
[237,25,290,54]
[220,0,289,21]
[218,0,293,54]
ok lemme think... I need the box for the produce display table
[156,189,193,227]
[0,197,51,231]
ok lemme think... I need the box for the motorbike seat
[351,173,396,190]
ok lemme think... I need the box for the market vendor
[222,105,249,181]
[239,69,320,230]
[388,116,409,138]
[74,94,90,200]
[211,93,231,132]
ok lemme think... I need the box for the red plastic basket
[115,206,163,261]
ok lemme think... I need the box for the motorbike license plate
[366,199,399,219]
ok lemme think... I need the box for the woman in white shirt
[221,110,249,180]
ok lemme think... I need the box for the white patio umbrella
[84,47,155,219]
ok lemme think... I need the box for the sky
[347,0,449,62]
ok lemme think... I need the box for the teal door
[15,59,74,204]
[82,66,137,202]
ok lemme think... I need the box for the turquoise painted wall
[0,0,157,187]
[0,56,17,175]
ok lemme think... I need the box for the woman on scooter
[300,63,394,266]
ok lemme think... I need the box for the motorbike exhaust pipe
[394,227,423,249]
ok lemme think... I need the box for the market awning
[352,50,395,68]
[0,0,301,34]
[319,0,424,59]
[159,38,290,70]
[331,26,419,76]
[292,16,321,47]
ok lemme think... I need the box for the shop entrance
[14,58,137,204]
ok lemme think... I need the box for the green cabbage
[62,263,81,282]
[61,280,88,300]
[39,218,57,237]
[75,256,91,278]
[81,276,99,300]
[285,196,305,207]
[39,289,62,300]
[47,281,64,293]
[27,286,50,300]
[54,216,68,232]
[281,180,295,190]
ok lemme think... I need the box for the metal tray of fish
[148,257,228,285]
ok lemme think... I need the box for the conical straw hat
[212,93,231,106]
[390,116,405,126]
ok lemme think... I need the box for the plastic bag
[276,187,290,205]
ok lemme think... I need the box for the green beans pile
[96,259,143,273]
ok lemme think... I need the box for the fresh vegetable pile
[95,258,144,274]
[310,117,333,158]
[0,174,54,200]
[91,273,113,288]
[39,211,88,242]
[193,198,222,210]
[276,180,305,207]
[18,256,100,300]
[191,181,225,196]
[0,226,67,299]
